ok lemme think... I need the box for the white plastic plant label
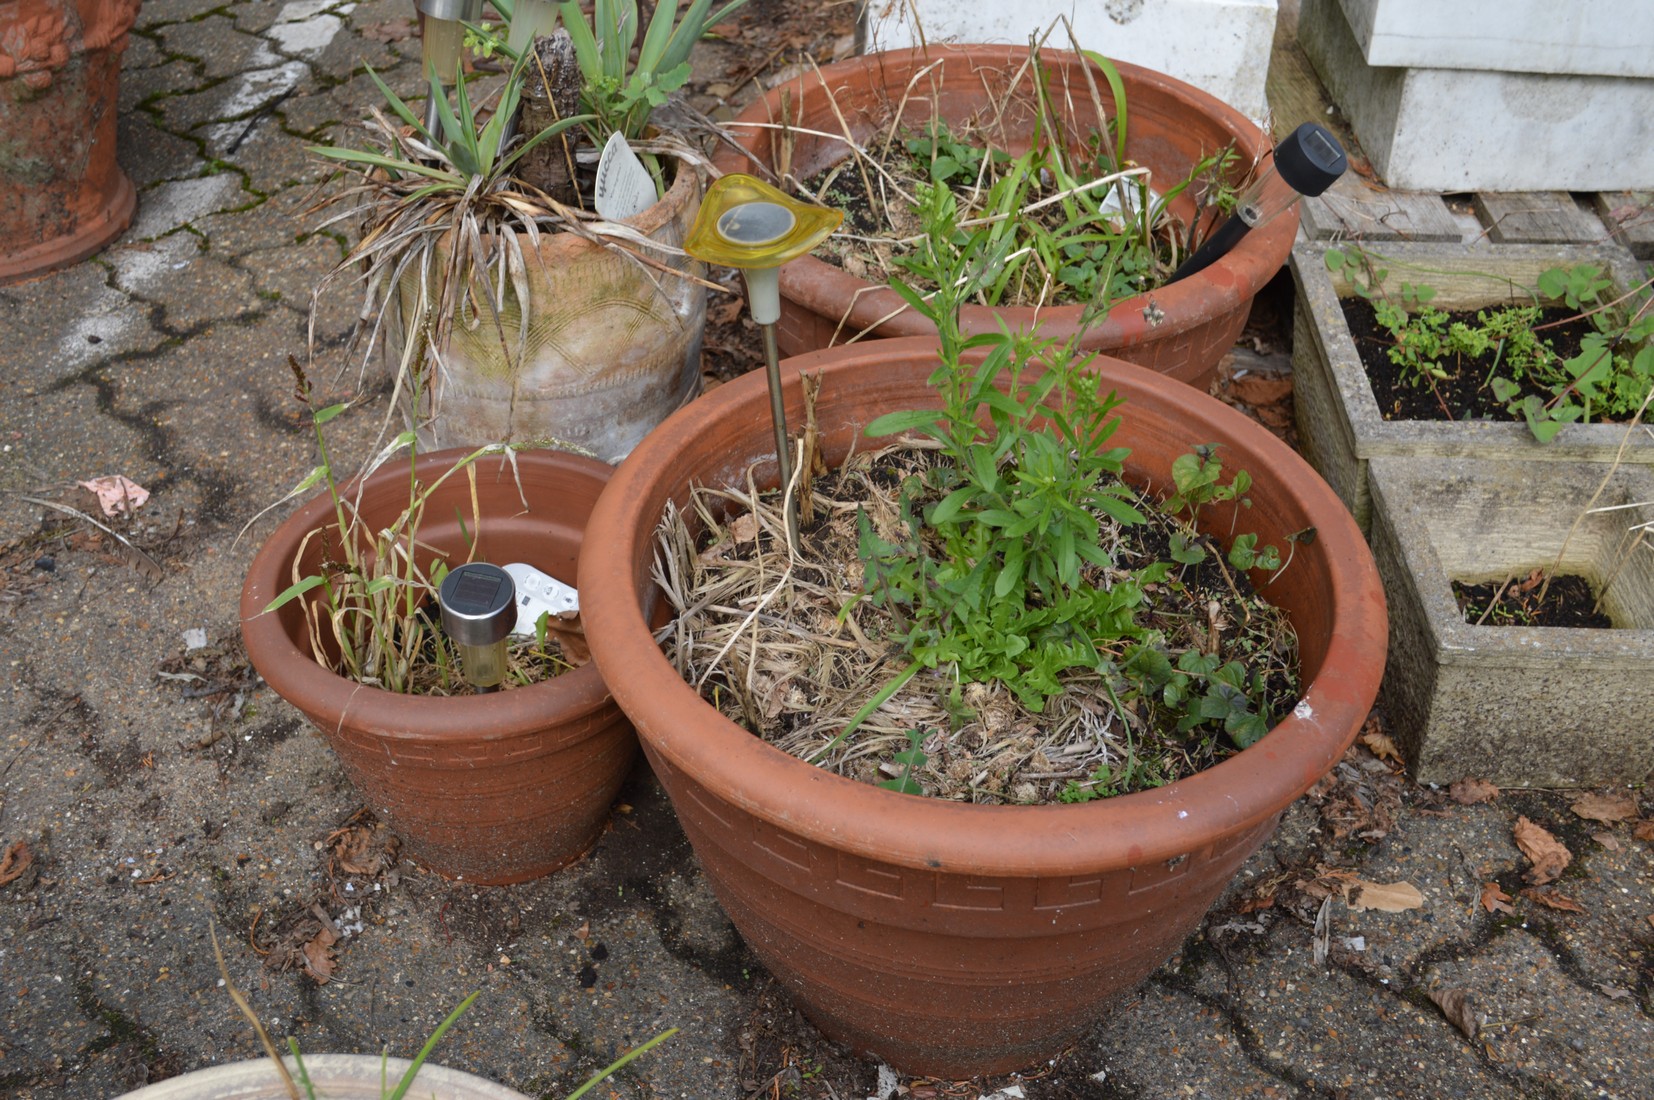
[594,131,657,221]
[502,562,579,636]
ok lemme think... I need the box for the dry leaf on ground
[1345,879,1424,913]
[1521,887,1585,914]
[1571,790,1640,824]
[302,925,340,983]
[1450,778,1500,805]
[1514,816,1572,885]
[1480,882,1515,915]
[1228,372,1294,407]
[1635,820,1654,843]
[1428,987,1480,1040]
[0,840,33,886]
[1594,832,1623,851]
[1360,728,1404,766]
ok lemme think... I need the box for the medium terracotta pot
[712,44,1294,389]
[241,448,635,885]
[402,161,707,462]
[116,1055,529,1099]
[0,0,139,284]
[579,339,1386,1076]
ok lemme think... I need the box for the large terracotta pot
[712,45,1294,390]
[116,1055,528,1099]
[0,0,139,284]
[241,448,635,885]
[402,162,707,463]
[579,339,1387,1076]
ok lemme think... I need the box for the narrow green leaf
[263,574,327,614]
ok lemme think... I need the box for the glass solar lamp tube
[1167,122,1348,284]
[418,0,483,138]
[438,562,517,693]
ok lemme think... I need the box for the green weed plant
[834,186,1289,789]
[1326,247,1654,441]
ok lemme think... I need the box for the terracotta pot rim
[240,448,614,741]
[715,43,1294,345]
[582,338,1386,876]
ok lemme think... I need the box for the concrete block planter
[1298,0,1654,191]
[1368,456,1654,787]
[1290,239,1654,532]
[1336,0,1654,77]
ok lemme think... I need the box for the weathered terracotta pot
[0,0,139,284]
[403,162,707,462]
[117,1055,529,1100]
[712,45,1294,389]
[241,448,635,885]
[580,339,1386,1076]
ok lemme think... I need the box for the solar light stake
[684,174,843,554]
[1167,122,1348,284]
[418,0,482,138]
[438,562,516,693]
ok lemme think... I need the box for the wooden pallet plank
[1300,174,1463,242]
[1473,192,1606,244]
[1593,191,1654,259]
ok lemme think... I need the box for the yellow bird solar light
[685,173,842,551]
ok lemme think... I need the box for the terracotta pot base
[581,339,1387,1076]
[242,449,636,886]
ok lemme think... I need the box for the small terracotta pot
[712,44,1294,389]
[579,339,1386,1076]
[116,1055,529,1099]
[241,448,635,886]
[0,0,140,284]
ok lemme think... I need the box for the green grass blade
[565,1029,679,1100]
[557,2,603,81]
[384,991,480,1100]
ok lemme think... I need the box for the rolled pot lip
[712,43,1297,346]
[239,448,616,742]
[581,337,1388,877]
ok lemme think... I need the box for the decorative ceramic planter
[116,1055,529,1099]
[241,448,636,885]
[579,338,1387,1076]
[710,45,1294,390]
[401,162,707,463]
[0,0,139,284]
[1368,456,1654,787]
[1290,239,1654,532]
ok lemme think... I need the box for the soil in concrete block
[1341,297,1597,423]
[1451,569,1615,629]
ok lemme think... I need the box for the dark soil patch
[1452,571,1614,629]
[1341,296,1598,423]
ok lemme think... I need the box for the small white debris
[870,1063,899,1100]
[1294,700,1314,720]
[182,628,209,650]
[1344,936,1367,951]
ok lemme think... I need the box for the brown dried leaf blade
[1480,882,1515,915]
[1514,816,1572,885]
[1570,790,1639,825]
[1428,987,1480,1040]
[1450,778,1499,805]
[1345,879,1423,913]
[0,840,33,886]
[1520,887,1585,913]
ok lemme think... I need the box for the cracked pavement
[2,2,1652,1097]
